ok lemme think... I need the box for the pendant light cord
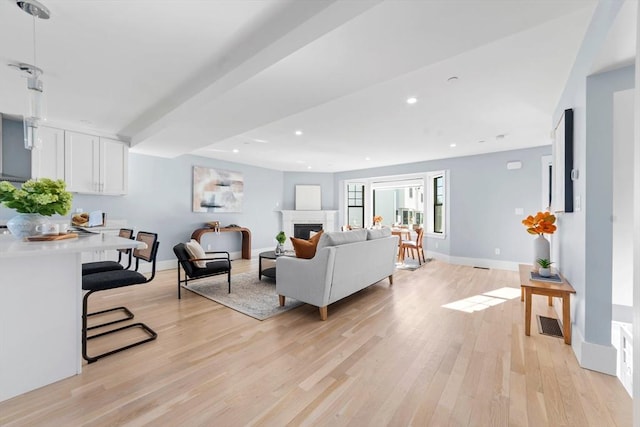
[32,14,37,70]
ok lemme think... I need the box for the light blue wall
[552,0,628,349]
[334,146,550,264]
[282,172,335,210]
[0,153,285,263]
[583,65,634,344]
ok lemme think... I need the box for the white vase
[533,235,550,270]
[6,213,46,239]
[539,267,551,277]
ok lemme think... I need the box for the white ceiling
[0,0,632,173]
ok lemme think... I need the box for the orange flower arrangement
[522,211,557,235]
[373,215,383,224]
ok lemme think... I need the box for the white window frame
[426,170,447,238]
[341,171,448,238]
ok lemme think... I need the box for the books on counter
[530,271,562,283]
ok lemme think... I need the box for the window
[347,183,364,228]
[427,171,446,235]
[433,175,444,233]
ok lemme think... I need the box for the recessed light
[295,130,303,136]
[365,157,371,161]
[232,149,239,153]
[496,134,506,140]
[478,140,485,144]
[450,143,456,148]
[406,97,418,105]
[307,165,312,170]
[447,76,459,83]
[253,138,268,143]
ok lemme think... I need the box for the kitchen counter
[0,233,143,402]
[0,232,136,258]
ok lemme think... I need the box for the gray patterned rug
[396,258,431,271]
[183,272,303,320]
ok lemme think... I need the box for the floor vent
[537,315,563,338]
[473,266,489,270]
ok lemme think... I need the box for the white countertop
[0,233,143,259]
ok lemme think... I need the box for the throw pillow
[185,239,207,268]
[290,230,324,259]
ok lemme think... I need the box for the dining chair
[400,227,425,264]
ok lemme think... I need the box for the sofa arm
[276,248,335,307]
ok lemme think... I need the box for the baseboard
[571,327,617,376]
[141,247,276,274]
[447,255,520,271]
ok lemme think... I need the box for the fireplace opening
[293,223,323,239]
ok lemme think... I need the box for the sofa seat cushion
[290,230,324,259]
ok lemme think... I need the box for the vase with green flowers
[275,231,286,255]
[0,178,73,238]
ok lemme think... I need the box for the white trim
[446,255,520,271]
[571,327,617,376]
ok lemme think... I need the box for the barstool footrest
[84,322,157,364]
[87,306,134,331]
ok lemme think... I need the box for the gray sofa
[276,228,398,320]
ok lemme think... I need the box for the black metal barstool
[81,228,134,275]
[82,231,159,363]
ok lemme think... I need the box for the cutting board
[25,233,79,242]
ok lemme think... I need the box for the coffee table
[259,251,277,280]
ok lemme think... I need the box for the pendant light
[9,0,50,150]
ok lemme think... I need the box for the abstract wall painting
[192,166,243,213]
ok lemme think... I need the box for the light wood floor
[0,260,631,426]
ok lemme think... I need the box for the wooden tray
[25,233,79,242]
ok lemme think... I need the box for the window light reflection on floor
[442,286,521,313]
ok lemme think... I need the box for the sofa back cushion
[366,228,391,240]
[290,230,324,259]
[316,228,367,252]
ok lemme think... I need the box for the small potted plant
[536,258,553,277]
[275,231,286,255]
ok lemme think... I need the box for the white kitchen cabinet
[31,126,65,180]
[64,131,128,195]
[100,137,128,195]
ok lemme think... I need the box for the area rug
[396,258,431,271]
[183,272,303,320]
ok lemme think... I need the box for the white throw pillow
[185,239,207,268]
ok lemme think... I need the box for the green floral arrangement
[0,178,73,216]
[275,231,286,244]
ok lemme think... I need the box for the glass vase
[275,242,284,256]
[6,213,46,239]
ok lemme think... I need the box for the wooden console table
[519,264,575,345]
[191,227,252,260]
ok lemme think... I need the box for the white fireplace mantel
[280,210,338,247]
